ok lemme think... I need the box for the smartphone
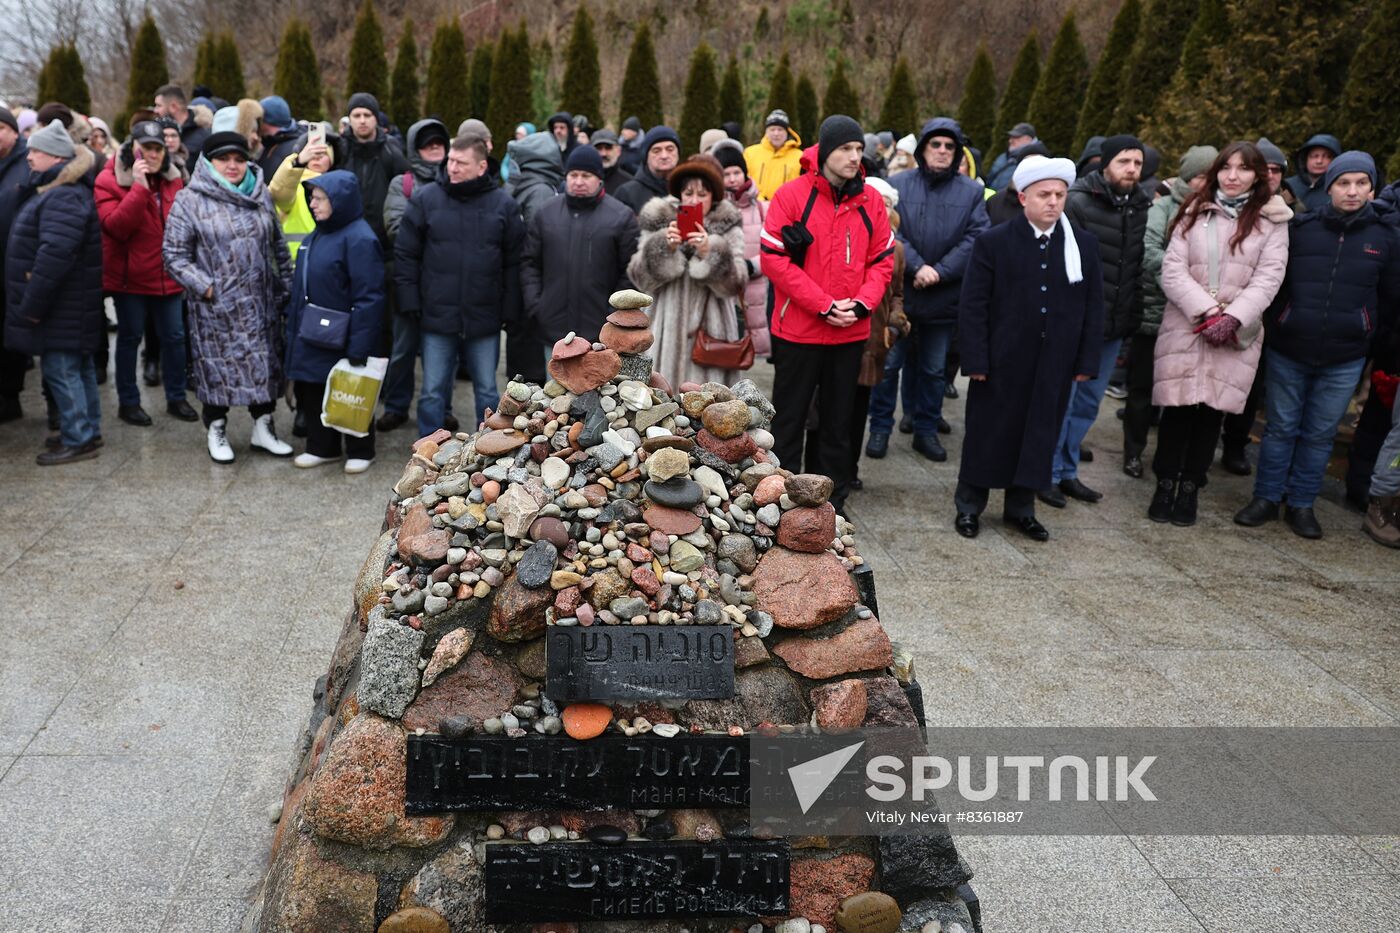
[307,122,326,148]
[677,203,704,240]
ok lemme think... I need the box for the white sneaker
[207,419,234,463]
[294,452,339,469]
[250,413,292,456]
[344,458,374,474]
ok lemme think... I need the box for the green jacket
[1140,178,1191,336]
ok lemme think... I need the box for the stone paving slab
[1,359,1397,930]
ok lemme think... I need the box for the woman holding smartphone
[627,155,746,387]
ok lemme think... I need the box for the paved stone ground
[1,356,1396,932]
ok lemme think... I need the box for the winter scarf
[1214,189,1250,219]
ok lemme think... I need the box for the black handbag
[294,240,351,351]
[779,188,821,267]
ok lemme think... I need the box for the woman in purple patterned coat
[164,129,294,463]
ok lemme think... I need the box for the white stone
[601,429,636,456]
[693,464,729,501]
[527,826,550,844]
[541,457,570,490]
[652,723,681,737]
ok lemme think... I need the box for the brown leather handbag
[692,318,755,370]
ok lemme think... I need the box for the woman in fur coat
[626,156,747,388]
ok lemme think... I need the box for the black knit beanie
[818,115,864,171]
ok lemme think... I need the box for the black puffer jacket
[3,148,103,354]
[614,165,670,215]
[1065,169,1150,340]
[394,168,526,340]
[1267,203,1400,367]
[522,190,640,344]
[344,129,409,247]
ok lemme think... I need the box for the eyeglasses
[926,140,958,151]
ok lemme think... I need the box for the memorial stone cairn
[245,291,981,933]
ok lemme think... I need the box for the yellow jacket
[744,131,804,201]
[269,153,321,264]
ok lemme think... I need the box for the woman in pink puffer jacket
[1149,141,1291,527]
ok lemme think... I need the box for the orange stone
[562,703,612,739]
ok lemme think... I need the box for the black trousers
[805,383,871,482]
[202,400,275,427]
[1153,403,1225,485]
[770,335,864,509]
[954,480,1037,519]
[1122,332,1157,459]
[1221,351,1266,453]
[505,320,547,385]
[294,380,375,459]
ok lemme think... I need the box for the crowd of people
[1,81,1398,551]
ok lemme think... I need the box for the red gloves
[1197,312,1242,348]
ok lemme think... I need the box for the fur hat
[667,155,725,202]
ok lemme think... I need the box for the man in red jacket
[94,119,197,426]
[761,115,895,513]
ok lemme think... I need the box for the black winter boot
[1170,481,1199,527]
[1148,479,1176,523]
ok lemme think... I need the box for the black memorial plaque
[545,624,735,702]
[405,733,750,812]
[484,839,790,922]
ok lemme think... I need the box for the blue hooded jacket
[1284,133,1343,213]
[284,169,386,383]
[889,117,991,322]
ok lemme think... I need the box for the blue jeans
[380,312,420,417]
[1254,349,1365,508]
[419,330,500,437]
[1052,337,1122,483]
[41,350,100,448]
[114,292,186,407]
[868,321,953,436]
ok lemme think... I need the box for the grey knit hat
[1255,137,1287,170]
[28,118,75,158]
[1178,145,1219,182]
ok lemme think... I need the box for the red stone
[606,309,651,328]
[487,576,554,642]
[258,825,377,930]
[809,679,868,730]
[580,484,609,507]
[861,675,920,727]
[643,505,702,536]
[776,502,837,554]
[551,334,591,360]
[649,371,673,395]
[695,428,758,463]
[734,636,771,669]
[484,412,514,430]
[773,619,893,679]
[398,503,450,564]
[475,429,529,456]
[548,349,623,394]
[626,543,653,563]
[402,651,525,732]
[752,547,858,630]
[753,473,787,506]
[631,566,661,596]
[530,516,570,548]
[301,714,454,849]
[413,429,452,451]
[554,585,582,616]
[599,321,655,354]
[766,854,876,930]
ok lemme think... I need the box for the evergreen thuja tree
[1076,0,1141,151]
[719,54,746,137]
[389,19,420,130]
[1178,0,1227,84]
[618,21,663,128]
[275,19,322,120]
[469,41,493,120]
[213,33,245,101]
[877,56,917,137]
[125,15,169,117]
[1338,0,1400,166]
[425,21,469,130]
[1112,0,1200,135]
[1027,11,1090,157]
[794,74,818,144]
[488,25,534,137]
[192,32,215,91]
[37,43,91,114]
[679,42,721,153]
[957,43,997,152]
[345,0,388,100]
[766,51,796,124]
[823,57,860,123]
[560,3,601,124]
[995,30,1040,141]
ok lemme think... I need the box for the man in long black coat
[954,156,1104,541]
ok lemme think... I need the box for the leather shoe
[850,477,864,491]
[954,512,980,538]
[944,383,959,399]
[1123,455,1144,478]
[912,434,947,462]
[376,410,409,431]
[118,404,152,426]
[936,417,952,435]
[1234,497,1279,527]
[1220,447,1252,476]
[1038,486,1067,509]
[1080,447,1095,463]
[865,432,890,459]
[1059,477,1103,503]
[443,413,460,432]
[1285,505,1323,539]
[166,398,198,421]
[898,414,913,434]
[1004,515,1050,542]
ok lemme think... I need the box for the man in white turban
[952,156,1106,541]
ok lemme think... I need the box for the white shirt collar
[1027,218,1055,238]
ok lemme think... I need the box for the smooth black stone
[585,825,628,846]
[516,539,558,589]
[439,715,474,740]
[642,818,676,840]
[852,563,879,619]
[483,840,789,922]
[644,478,704,509]
[569,389,600,420]
[545,625,735,703]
